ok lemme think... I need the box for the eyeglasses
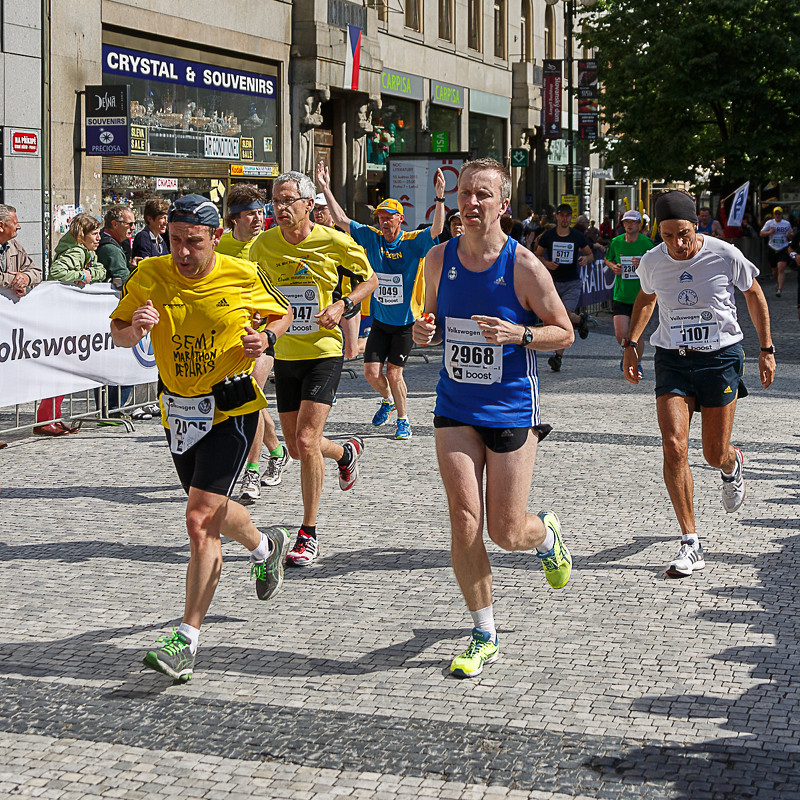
[272,197,309,209]
[118,219,136,228]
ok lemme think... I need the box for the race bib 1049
[375,272,404,306]
[445,317,502,385]
[281,285,320,335]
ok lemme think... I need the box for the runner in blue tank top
[413,158,576,679]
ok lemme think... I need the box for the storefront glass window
[429,105,460,153]
[369,98,419,164]
[102,45,278,164]
[469,113,505,161]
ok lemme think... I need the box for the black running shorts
[654,342,748,408]
[166,411,258,497]
[273,355,343,412]
[363,319,415,367]
[612,300,634,317]
[433,414,552,454]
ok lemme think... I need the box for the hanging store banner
[577,59,599,140]
[0,283,157,407]
[85,85,130,157]
[542,60,562,140]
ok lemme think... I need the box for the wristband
[435,197,445,202]
[341,296,358,319]
[264,329,277,349]
[621,338,639,349]
[760,345,775,354]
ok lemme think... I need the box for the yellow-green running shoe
[537,511,572,589]
[450,628,499,678]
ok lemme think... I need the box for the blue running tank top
[435,236,540,427]
[697,220,714,235]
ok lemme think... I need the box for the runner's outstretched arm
[316,161,352,230]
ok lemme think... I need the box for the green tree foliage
[579,0,800,187]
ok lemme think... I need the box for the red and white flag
[344,25,362,91]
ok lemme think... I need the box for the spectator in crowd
[599,214,614,243]
[586,219,600,244]
[0,203,43,448]
[97,205,139,419]
[446,209,464,239]
[36,213,105,436]
[97,205,134,288]
[132,198,170,264]
[0,204,42,298]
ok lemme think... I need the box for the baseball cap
[374,198,404,216]
[168,194,220,227]
[622,210,641,221]
[556,203,573,215]
[314,193,328,207]
[773,206,783,213]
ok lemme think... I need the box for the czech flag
[344,25,361,91]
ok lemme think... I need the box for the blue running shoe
[394,418,412,440]
[371,399,396,427]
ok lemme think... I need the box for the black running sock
[337,446,353,468]
[300,524,317,540]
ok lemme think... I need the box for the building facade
[0,0,605,265]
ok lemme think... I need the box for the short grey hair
[0,204,17,224]
[273,171,316,200]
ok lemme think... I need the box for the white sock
[177,622,200,654]
[721,458,739,477]
[249,532,271,563]
[536,521,556,554]
[682,533,698,547]
[397,415,409,422]
[383,395,394,405]
[470,606,496,639]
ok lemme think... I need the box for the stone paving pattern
[0,271,798,799]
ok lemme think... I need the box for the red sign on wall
[542,60,562,140]
[10,130,39,156]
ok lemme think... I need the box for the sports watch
[621,338,639,349]
[520,327,534,346]
[760,344,776,354]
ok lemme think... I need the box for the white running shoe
[238,469,261,505]
[721,447,745,513]
[286,531,319,567]
[665,538,705,578]
[261,447,293,487]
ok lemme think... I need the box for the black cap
[556,203,573,214]
[168,194,220,227]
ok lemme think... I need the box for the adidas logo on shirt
[216,298,229,307]
[494,276,506,286]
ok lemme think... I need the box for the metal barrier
[0,381,160,439]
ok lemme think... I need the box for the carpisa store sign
[380,69,424,101]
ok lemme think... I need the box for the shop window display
[368,100,418,165]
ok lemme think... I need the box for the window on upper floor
[367,0,388,25]
[405,0,422,31]
[520,0,532,63]
[544,4,555,59]
[468,0,482,51]
[439,0,454,41]
[494,0,507,59]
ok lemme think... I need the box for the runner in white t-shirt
[759,206,794,297]
[623,190,776,578]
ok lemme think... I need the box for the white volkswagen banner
[0,282,156,407]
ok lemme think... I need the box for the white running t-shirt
[760,219,793,251]
[636,236,758,351]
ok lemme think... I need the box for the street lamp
[544,0,596,198]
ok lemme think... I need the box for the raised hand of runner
[472,314,525,345]
[434,168,446,197]
[316,160,330,192]
[241,325,267,359]
[131,299,160,338]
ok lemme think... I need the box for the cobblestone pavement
[0,272,798,799]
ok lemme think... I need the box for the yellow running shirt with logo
[248,224,373,361]
[215,231,255,261]
[111,252,290,425]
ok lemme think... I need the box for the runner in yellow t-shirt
[110,195,294,682]
[249,171,377,567]
[216,184,293,503]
